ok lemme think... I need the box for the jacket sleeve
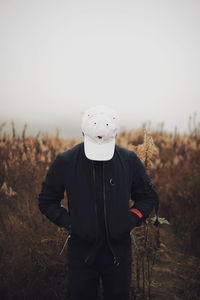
[37,153,71,229]
[129,153,159,228]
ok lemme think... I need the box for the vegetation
[0,119,199,299]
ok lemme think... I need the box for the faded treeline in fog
[0,119,200,300]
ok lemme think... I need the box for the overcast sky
[0,0,199,138]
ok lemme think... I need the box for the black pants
[67,237,132,300]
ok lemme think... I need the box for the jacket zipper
[84,161,98,264]
[102,162,120,267]
[84,161,120,266]
[93,162,99,241]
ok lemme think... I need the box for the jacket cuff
[54,210,71,229]
[130,208,143,218]
[129,211,143,228]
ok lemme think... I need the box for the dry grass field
[0,120,200,300]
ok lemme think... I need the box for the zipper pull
[113,256,120,267]
[84,255,90,264]
[59,234,71,255]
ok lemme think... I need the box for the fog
[0,0,199,138]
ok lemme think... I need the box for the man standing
[38,105,158,300]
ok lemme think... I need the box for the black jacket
[38,142,158,264]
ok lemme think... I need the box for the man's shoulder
[115,144,138,161]
[59,142,83,161]
[115,144,143,171]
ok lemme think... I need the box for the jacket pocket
[128,211,142,231]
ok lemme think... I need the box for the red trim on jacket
[130,208,143,218]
